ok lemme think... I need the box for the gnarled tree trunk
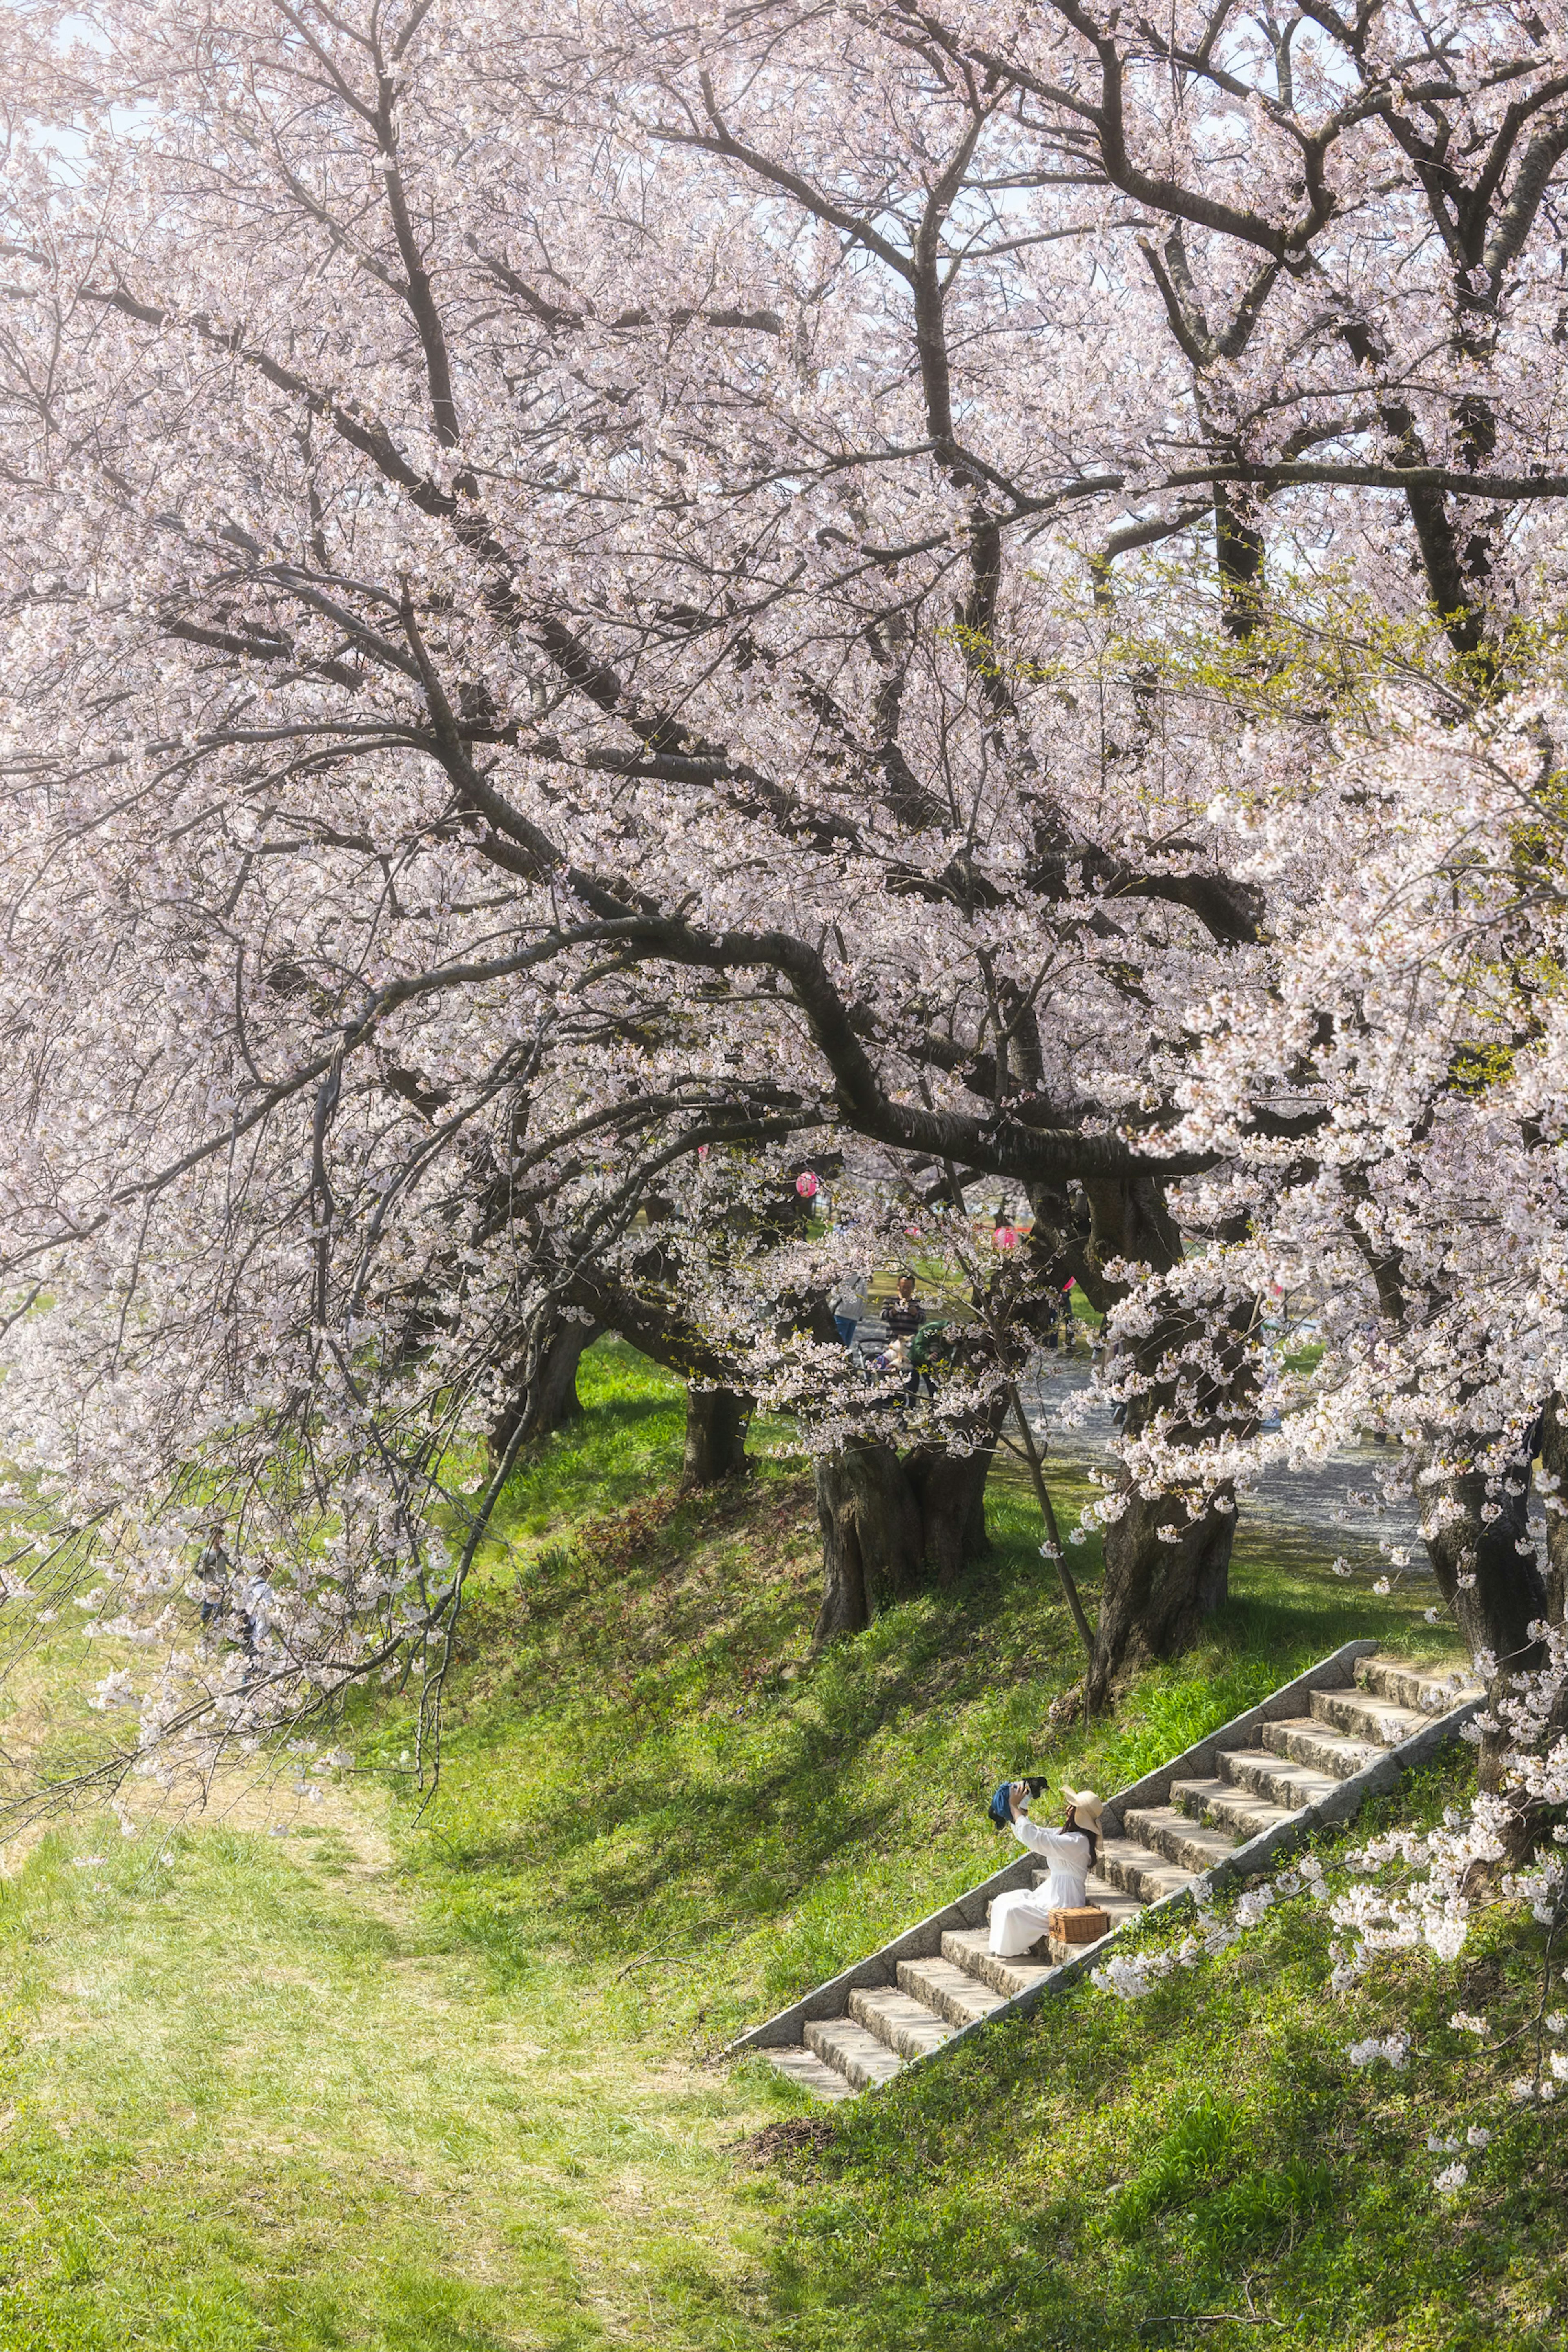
[813,1428,997,1647]
[1421,1436,1550,1795]
[1422,1455,1547,1674]
[1540,1395,1568,1632]
[682,1385,752,1487]
[815,1440,927,1642]
[1051,1175,1252,1713]
[1087,1484,1236,1710]
[489,1318,599,1458]
[905,1442,992,1579]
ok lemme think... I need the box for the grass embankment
[0,1341,1559,2348]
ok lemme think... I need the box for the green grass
[480,1340,797,1548]
[0,1338,1556,2349]
[481,1337,690,1543]
[0,1802,769,2351]
[412,1423,1459,2044]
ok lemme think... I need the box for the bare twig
[1005,1380,1094,1659]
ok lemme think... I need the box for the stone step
[897,1952,1012,2029]
[1085,1872,1145,1926]
[1027,1870,1144,1929]
[1311,1685,1424,1746]
[848,1984,956,2061]
[1263,1714,1383,1778]
[1096,1834,1201,1904]
[1121,1803,1241,1875]
[1356,1654,1481,1714]
[1219,1746,1346,1812]
[762,2044,858,2101]
[744,1650,1474,2102]
[804,2015,904,2091]
[941,1925,1059,2002]
[1168,1774,1299,1844]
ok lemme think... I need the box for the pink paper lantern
[795,1170,819,1198]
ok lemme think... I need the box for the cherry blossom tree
[3,0,1568,1805]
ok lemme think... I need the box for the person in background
[907,1311,948,1399]
[194,1526,231,1633]
[1058,1277,1078,1351]
[830,1270,869,1347]
[985,1782,1104,1957]
[241,1567,276,1656]
[884,1271,927,1401]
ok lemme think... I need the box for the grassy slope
[0,1340,1559,2348]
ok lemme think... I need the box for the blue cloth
[988,1782,1015,1830]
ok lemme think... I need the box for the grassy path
[0,1789,775,2351]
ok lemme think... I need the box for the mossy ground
[0,1341,1559,2347]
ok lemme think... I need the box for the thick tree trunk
[905,1442,993,1581]
[682,1386,752,1488]
[1496,1399,1568,1859]
[813,1432,996,1646]
[489,1319,599,1457]
[1087,1486,1236,1711]
[1422,1455,1547,1674]
[1539,1395,1568,1632]
[814,1442,924,1641]
[1420,1438,1550,1795]
[1063,1175,1252,1712]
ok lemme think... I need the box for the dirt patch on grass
[731,2114,837,2173]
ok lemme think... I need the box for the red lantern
[795,1170,819,1198]
[993,1224,1018,1250]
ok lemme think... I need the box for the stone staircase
[733,1643,1482,2100]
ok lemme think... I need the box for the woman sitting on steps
[986,1782,1104,1958]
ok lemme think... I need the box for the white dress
[988,1817,1093,1957]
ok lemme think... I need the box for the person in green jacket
[905,1303,950,1403]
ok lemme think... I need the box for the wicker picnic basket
[1049,1904,1111,1943]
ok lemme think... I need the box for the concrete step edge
[1123,1802,1244,1873]
[762,2045,859,2102]
[1262,1716,1383,1776]
[847,1983,956,2060]
[1312,1686,1425,1742]
[803,2015,904,2092]
[1217,1750,1346,1810]
[896,1952,1009,2027]
[940,1924,1058,2002]
[1169,1776,1298,1839]
[1356,1654,1483,1712]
